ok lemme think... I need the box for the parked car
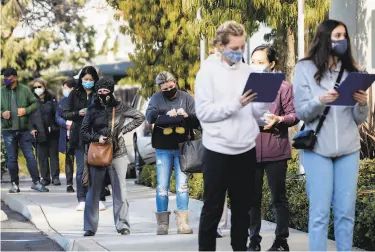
[125,94,156,178]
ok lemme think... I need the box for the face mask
[162,87,177,99]
[251,64,268,73]
[63,89,70,98]
[98,93,112,104]
[4,78,12,87]
[222,50,243,63]
[331,39,348,57]
[82,81,94,89]
[34,88,44,96]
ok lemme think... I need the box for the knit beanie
[95,77,115,93]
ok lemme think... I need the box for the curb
[1,191,106,251]
[0,209,8,222]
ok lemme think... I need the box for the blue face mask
[82,81,94,89]
[63,89,70,98]
[222,50,243,63]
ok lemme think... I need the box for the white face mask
[34,88,44,96]
[251,64,268,73]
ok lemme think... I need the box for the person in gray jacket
[293,20,368,251]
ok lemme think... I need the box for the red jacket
[255,81,299,163]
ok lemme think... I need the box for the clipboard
[155,115,184,126]
[329,73,375,106]
[243,72,285,103]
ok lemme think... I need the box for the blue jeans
[155,149,189,212]
[75,148,87,202]
[2,130,40,184]
[304,150,359,251]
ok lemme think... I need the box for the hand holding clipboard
[243,72,285,103]
[328,73,375,106]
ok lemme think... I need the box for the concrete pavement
[1,176,347,251]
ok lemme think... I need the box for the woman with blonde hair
[195,20,268,251]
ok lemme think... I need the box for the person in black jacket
[56,79,76,193]
[81,77,145,236]
[31,79,60,186]
[145,71,200,235]
[63,66,99,211]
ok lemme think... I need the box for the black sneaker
[41,179,51,186]
[67,185,75,193]
[31,182,49,192]
[247,240,261,251]
[52,178,61,186]
[9,182,20,193]
[119,228,130,235]
[268,239,289,251]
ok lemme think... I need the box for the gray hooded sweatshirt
[293,60,369,158]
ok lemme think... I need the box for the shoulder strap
[111,107,115,132]
[314,64,345,135]
[300,64,345,134]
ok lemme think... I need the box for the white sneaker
[76,202,85,211]
[99,201,106,211]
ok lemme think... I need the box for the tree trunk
[285,26,296,83]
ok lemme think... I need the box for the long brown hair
[302,19,359,83]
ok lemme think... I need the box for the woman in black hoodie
[31,78,60,186]
[63,66,99,211]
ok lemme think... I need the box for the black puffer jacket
[81,101,145,159]
[62,89,95,150]
[30,91,59,142]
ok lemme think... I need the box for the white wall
[330,0,375,103]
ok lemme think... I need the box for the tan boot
[174,210,193,234]
[155,211,170,235]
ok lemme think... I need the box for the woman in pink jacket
[248,45,300,251]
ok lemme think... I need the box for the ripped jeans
[155,149,189,212]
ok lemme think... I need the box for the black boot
[268,239,289,251]
[119,228,130,235]
[84,230,95,237]
[247,240,261,251]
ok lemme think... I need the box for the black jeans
[36,135,59,183]
[65,139,75,186]
[199,147,257,251]
[249,160,290,243]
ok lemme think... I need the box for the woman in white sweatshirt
[195,20,268,251]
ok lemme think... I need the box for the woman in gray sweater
[293,20,368,251]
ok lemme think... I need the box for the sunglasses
[34,86,43,89]
[157,126,185,135]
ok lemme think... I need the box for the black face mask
[162,87,177,99]
[99,93,112,104]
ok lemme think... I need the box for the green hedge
[139,151,375,250]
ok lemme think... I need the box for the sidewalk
[1,176,343,251]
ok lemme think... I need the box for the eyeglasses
[157,126,185,135]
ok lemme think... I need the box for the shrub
[138,151,375,251]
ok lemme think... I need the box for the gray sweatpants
[84,155,130,233]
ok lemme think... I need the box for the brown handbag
[87,107,115,167]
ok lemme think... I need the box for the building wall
[330,0,375,103]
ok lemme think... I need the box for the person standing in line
[293,19,368,251]
[1,68,48,193]
[31,78,61,186]
[63,66,100,211]
[248,45,300,251]
[195,21,269,251]
[56,79,76,193]
[145,71,200,235]
[81,77,145,236]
